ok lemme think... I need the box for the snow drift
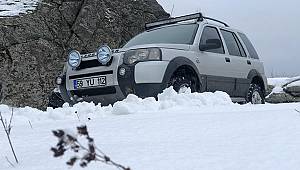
[0,87,233,125]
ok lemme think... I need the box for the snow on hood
[0,0,39,17]
[0,87,233,125]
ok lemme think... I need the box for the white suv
[52,13,267,107]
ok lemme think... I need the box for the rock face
[0,0,169,109]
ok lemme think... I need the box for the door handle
[247,60,251,65]
[225,57,231,63]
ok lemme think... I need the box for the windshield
[123,24,199,48]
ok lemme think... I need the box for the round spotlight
[68,50,81,68]
[97,45,112,65]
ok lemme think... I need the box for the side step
[231,97,246,103]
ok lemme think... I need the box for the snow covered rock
[0,0,39,17]
[283,78,300,97]
[266,77,300,103]
[0,0,169,109]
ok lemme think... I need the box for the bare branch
[5,156,15,168]
[51,125,130,170]
[7,108,14,135]
[28,120,33,129]
[0,112,19,164]
[295,109,300,113]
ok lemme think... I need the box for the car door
[197,25,235,96]
[219,29,251,97]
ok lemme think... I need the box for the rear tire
[246,83,265,104]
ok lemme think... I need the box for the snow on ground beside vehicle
[0,0,39,17]
[0,87,300,170]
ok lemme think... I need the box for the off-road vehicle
[50,13,267,107]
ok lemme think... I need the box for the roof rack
[203,16,229,27]
[145,13,229,30]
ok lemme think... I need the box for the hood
[116,44,191,53]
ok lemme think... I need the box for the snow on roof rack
[145,13,229,30]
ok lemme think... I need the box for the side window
[220,30,245,57]
[200,26,224,54]
[238,32,259,59]
[233,33,247,57]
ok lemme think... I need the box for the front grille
[69,70,113,79]
[77,59,103,70]
[72,86,116,97]
[76,57,114,70]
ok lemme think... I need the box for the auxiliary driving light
[97,45,112,65]
[68,50,81,68]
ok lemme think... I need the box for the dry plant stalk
[51,125,130,170]
[0,111,19,164]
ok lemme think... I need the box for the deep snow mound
[0,0,39,17]
[0,87,233,125]
[113,87,233,115]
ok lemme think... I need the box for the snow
[267,77,290,87]
[267,76,300,96]
[287,80,300,87]
[0,87,300,170]
[0,0,39,17]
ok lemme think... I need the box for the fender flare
[247,69,261,80]
[161,57,202,90]
[247,69,266,92]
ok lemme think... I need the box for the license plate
[73,76,106,89]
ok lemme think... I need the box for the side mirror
[200,39,222,51]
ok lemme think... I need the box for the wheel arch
[162,57,202,91]
[247,69,266,94]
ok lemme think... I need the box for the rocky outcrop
[0,0,169,109]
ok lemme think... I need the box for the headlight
[123,48,162,65]
[68,50,81,68]
[97,45,112,65]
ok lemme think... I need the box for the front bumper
[59,61,168,106]
[59,83,163,106]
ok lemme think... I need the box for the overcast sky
[157,0,300,77]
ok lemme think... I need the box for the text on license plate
[73,76,106,89]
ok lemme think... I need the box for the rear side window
[200,26,224,54]
[238,33,259,59]
[234,33,247,57]
[221,30,242,57]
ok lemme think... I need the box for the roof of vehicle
[145,13,244,34]
[145,13,228,30]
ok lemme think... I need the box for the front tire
[168,69,199,93]
[246,84,265,104]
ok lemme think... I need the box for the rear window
[123,24,199,48]
[238,33,259,59]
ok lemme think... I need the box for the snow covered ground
[0,0,39,17]
[0,87,300,170]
